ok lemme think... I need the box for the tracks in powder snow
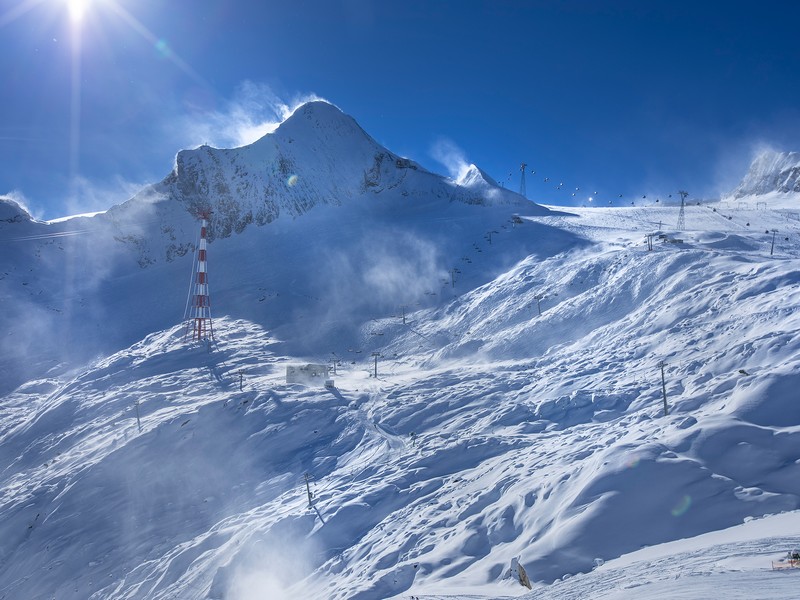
[523,534,800,600]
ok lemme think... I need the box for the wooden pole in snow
[658,361,669,416]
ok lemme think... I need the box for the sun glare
[67,0,89,22]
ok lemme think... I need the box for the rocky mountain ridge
[126,101,535,242]
[731,150,800,198]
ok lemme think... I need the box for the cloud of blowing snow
[179,82,327,149]
[710,139,782,199]
[320,228,446,314]
[430,137,471,181]
[58,175,154,219]
[221,530,322,600]
[1,189,38,219]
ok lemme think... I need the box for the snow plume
[180,82,328,149]
[223,531,321,600]
[265,227,448,353]
[0,189,165,396]
[321,228,446,314]
[62,192,159,288]
[713,139,779,199]
[0,300,61,394]
[0,189,37,219]
[430,137,471,181]
[61,174,151,219]
[362,233,446,304]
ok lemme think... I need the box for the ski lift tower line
[371,352,381,378]
[519,162,527,198]
[184,210,215,342]
[677,191,688,231]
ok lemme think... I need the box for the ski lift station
[286,363,330,386]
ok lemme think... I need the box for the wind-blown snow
[0,197,33,223]
[2,106,800,599]
[730,150,800,202]
[0,101,546,395]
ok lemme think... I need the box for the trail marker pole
[304,473,314,508]
[771,229,778,256]
[658,361,669,416]
[134,400,142,433]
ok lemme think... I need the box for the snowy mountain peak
[0,197,33,224]
[458,163,500,187]
[145,101,536,240]
[270,100,371,144]
[731,149,800,198]
[453,162,527,205]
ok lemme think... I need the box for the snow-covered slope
[0,102,545,395]
[2,196,800,599]
[521,510,800,599]
[730,150,800,203]
[0,197,32,223]
[3,109,800,599]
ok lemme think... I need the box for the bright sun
[67,0,90,22]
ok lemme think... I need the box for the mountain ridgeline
[145,101,535,242]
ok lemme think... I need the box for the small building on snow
[286,364,330,386]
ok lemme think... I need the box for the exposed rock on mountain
[731,150,800,198]
[138,101,537,241]
[0,197,33,224]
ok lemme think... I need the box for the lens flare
[624,453,641,469]
[155,39,171,58]
[671,494,692,517]
[287,174,299,187]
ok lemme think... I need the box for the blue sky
[2,0,800,218]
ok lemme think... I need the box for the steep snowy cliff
[730,150,800,198]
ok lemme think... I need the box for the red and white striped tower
[184,211,214,342]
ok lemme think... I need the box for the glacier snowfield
[2,196,799,599]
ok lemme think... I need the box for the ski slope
[1,197,799,599]
[520,510,800,600]
[1,103,800,599]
